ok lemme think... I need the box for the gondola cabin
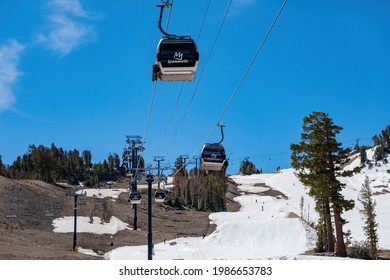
[154,189,166,203]
[129,190,142,204]
[153,37,199,82]
[201,143,228,172]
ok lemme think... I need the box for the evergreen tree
[359,146,368,166]
[108,153,115,178]
[29,144,57,182]
[374,145,385,161]
[353,140,360,151]
[239,157,257,175]
[82,150,92,170]
[291,111,356,257]
[299,196,304,219]
[381,125,390,151]
[358,176,379,259]
[372,135,381,146]
[113,153,120,169]
[0,154,6,176]
[201,172,227,211]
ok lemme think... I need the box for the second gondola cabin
[152,36,199,82]
[129,190,142,204]
[154,189,166,203]
[201,143,228,172]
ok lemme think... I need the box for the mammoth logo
[168,52,189,64]
[173,52,183,61]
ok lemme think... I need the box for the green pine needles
[291,111,359,257]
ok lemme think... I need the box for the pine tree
[291,111,356,257]
[82,150,92,170]
[381,125,390,152]
[239,157,256,175]
[353,140,360,151]
[358,176,379,259]
[299,196,304,219]
[360,146,367,166]
[0,154,6,176]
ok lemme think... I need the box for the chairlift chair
[78,195,87,205]
[5,208,17,219]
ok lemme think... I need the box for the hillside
[0,176,231,259]
[1,148,389,260]
[106,149,390,260]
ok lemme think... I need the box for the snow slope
[53,149,390,260]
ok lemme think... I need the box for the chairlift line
[147,0,288,176]
[172,0,288,176]
[158,0,232,160]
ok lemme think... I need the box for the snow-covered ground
[52,149,390,260]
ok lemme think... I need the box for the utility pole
[72,193,78,252]
[181,155,189,205]
[67,186,86,252]
[192,156,200,177]
[146,174,154,260]
[153,156,165,190]
[125,135,143,230]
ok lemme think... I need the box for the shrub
[347,241,370,259]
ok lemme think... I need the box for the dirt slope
[0,176,239,260]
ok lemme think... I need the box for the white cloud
[0,40,25,110]
[37,14,94,56]
[37,0,97,56]
[49,0,91,18]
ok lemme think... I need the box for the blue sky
[1,0,389,174]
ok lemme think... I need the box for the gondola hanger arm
[216,123,225,144]
[157,1,176,37]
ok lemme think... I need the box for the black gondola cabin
[153,37,199,82]
[201,143,228,172]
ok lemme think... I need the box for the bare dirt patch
[0,176,240,260]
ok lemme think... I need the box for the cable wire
[134,81,158,179]
[153,0,217,157]
[172,0,289,176]
[166,0,233,158]
[216,0,288,124]
[196,0,212,42]
[165,0,174,33]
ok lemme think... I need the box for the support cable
[153,0,214,156]
[172,0,288,177]
[216,0,288,124]
[134,80,158,180]
[165,0,233,158]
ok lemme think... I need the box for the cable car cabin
[201,143,228,172]
[155,189,166,203]
[129,190,142,204]
[153,37,199,82]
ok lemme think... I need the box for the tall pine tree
[291,111,356,257]
[358,176,379,259]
